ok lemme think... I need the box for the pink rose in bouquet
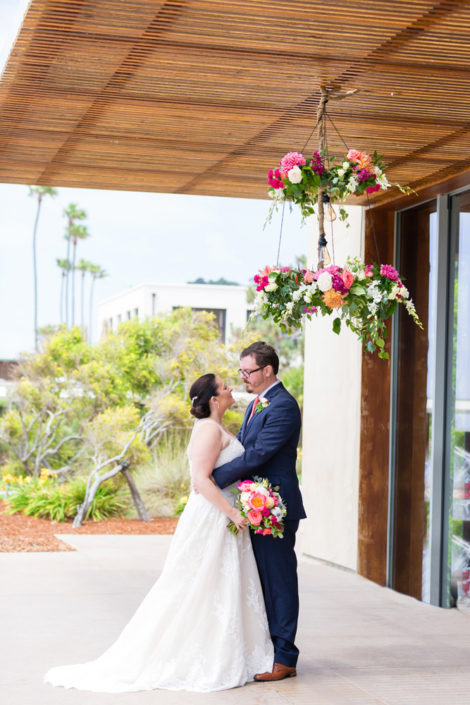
[228,477,287,538]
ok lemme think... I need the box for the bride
[44,373,274,693]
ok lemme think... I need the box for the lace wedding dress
[44,437,274,693]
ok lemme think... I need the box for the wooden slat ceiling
[1,0,470,205]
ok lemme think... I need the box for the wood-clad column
[357,209,395,585]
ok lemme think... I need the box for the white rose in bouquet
[288,165,302,184]
[286,301,295,311]
[342,161,350,170]
[317,271,333,292]
[265,282,278,292]
[337,169,345,178]
[292,288,303,301]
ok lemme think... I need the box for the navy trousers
[250,520,300,668]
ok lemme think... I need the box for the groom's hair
[241,341,279,375]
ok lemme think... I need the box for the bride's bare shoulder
[190,420,223,443]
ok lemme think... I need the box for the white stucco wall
[98,283,249,342]
[297,205,364,571]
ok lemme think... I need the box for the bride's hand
[230,509,247,531]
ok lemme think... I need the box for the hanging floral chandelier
[249,86,421,358]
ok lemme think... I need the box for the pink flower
[366,184,381,194]
[248,510,263,526]
[261,507,270,517]
[280,266,291,273]
[380,264,399,281]
[248,492,267,510]
[342,270,354,289]
[357,168,371,182]
[256,528,263,534]
[238,481,254,492]
[304,269,314,283]
[310,150,325,175]
[255,275,269,292]
[326,265,340,275]
[365,264,374,277]
[262,528,272,535]
[347,149,362,162]
[259,265,276,277]
[304,306,318,314]
[279,151,306,172]
[268,168,285,190]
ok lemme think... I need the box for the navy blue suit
[212,381,306,667]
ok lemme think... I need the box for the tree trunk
[89,276,95,344]
[60,271,65,324]
[65,227,71,327]
[32,196,42,350]
[71,240,77,326]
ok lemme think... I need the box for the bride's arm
[191,424,247,531]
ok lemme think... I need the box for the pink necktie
[248,396,259,423]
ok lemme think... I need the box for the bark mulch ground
[0,502,179,553]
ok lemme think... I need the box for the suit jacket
[212,381,306,521]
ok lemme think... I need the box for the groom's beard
[244,381,254,393]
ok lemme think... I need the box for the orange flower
[358,153,373,170]
[259,265,276,277]
[323,289,345,309]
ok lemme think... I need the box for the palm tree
[88,265,108,344]
[69,224,90,326]
[28,186,57,350]
[63,204,86,327]
[56,258,71,324]
[76,259,90,332]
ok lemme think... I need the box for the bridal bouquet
[227,476,287,538]
[250,258,422,358]
[267,149,411,225]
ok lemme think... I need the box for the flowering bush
[228,476,287,538]
[267,148,411,224]
[251,258,422,358]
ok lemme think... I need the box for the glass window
[392,200,437,602]
[449,192,470,612]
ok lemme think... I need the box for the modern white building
[98,283,250,343]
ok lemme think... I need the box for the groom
[212,341,306,681]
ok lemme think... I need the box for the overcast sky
[0,1,308,359]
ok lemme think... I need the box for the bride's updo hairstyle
[189,373,219,419]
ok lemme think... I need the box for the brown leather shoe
[254,662,297,682]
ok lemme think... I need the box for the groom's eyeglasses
[238,366,264,378]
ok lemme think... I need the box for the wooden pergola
[1,0,470,206]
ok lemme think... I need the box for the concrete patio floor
[1,535,470,705]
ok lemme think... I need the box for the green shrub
[134,431,191,518]
[4,477,130,522]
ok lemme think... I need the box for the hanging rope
[276,200,286,267]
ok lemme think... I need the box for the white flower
[357,271,366,281]
[347,176,358,193]
[286,301,295,311]
[241,492,251,503]
[374,166,382,176]
[317,271,333,292]
[337,169,345,178]
[342,161,350,170]
[265,282,278,292]
[288,165,302,183]
[292,288,303,301]
[388,285,400,300]
[272,507,283,520]
[400,285,409,299]
[377,174,390,190]
[304,291,313,303]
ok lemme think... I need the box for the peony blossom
[380,264,399,281]
[323,289,345,309]
[280,151,306,172]
[317,271,333,292]
[342,269,354,289]
[238,481,255,492]
[265,496,275,509]
[248,510,263,526]
[347,148,362,162]
[288,165,302,183]
[248,492,267,510]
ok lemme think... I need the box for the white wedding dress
[44,437,274,693]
